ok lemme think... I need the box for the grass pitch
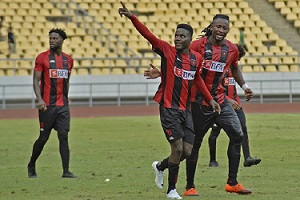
[0,113,300,200]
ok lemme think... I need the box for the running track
[0,103,299,119]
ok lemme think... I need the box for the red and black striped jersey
[130,15,212,110]
[34,50,73,106]
[223,68,241,105]
[189,37,239,106]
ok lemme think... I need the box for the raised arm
[118,1,159,47]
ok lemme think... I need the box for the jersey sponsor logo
[224,77,236,86]
[49,69,69,79]
[202,60,226,72]
[174,66,196,80]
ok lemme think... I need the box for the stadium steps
[245,0,300,53]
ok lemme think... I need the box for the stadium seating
[0,0,299,75]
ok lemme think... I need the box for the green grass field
[0,113,300,200]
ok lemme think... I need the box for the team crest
[221,50,228,57]
[63,60,68,66]
[190,59,196,67]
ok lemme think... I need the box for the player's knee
[234,132,244,143]
[37,133,50,144]
[58,131,69,141]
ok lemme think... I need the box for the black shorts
[191,100,242,138]
[159,105,195,145]
[39,105,70,133]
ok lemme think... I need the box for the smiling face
[174,28,192,53]
[210,18,230,45]
[49,32,64,52]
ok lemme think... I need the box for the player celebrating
[208,44,261,168]
[118,2,220,199]
[145,15,254,196]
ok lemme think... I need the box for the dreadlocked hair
[236,43,246,60]
[198,22,213,38]
[198,14,230,38]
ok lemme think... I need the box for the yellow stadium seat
[191,2,202,9]
[269,46,281,55]
[77,68,90,75]
[180,2,191,9]
[265,65,278,72]
[268,32,279,40]
[203,2,213,9]
[245,57,258,65]
[214,2,224,9]
[282,46,294,54]
[274,1,285,9]
[125,68,138,74]
[253,65,265,72]
[91,68,102,75]
[280,7,291,15]
[279,65,290,72]
[259,57,270,66]
[256,20,267,28]
[287,1,298,7]
[112,68,125,75]
[169,2,179,10]
[270,56,280,66]
[286,13,297,21]
[227,1,237,9]
[242,65,253,72]
[294,19,300,28]
[290,65,299,72]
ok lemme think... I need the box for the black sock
[157,157,169,171]
[227,177,238,186]
[167,162,179,193]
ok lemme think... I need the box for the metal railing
[0,54,299,76]
[0,79,299,110]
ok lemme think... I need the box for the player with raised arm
[118,2,220,199]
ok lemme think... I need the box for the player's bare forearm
[230,65,245,87]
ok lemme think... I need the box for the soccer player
[184,14,254,196]
[118,2,220,199]
[27,28,76,178]
[208,44,261,168]
[145,15,254,196]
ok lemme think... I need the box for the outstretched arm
[118,1,159,47]
[144,63,161,79]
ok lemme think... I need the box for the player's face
[49,32,63,52]
[174,28,192,52]
[211,18,229,44]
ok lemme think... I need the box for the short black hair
[49,28,68,40]
[177,23,193,37]
[213,14,230,22]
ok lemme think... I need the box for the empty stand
[0,0,299,75]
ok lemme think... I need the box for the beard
[50,45,60,52]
